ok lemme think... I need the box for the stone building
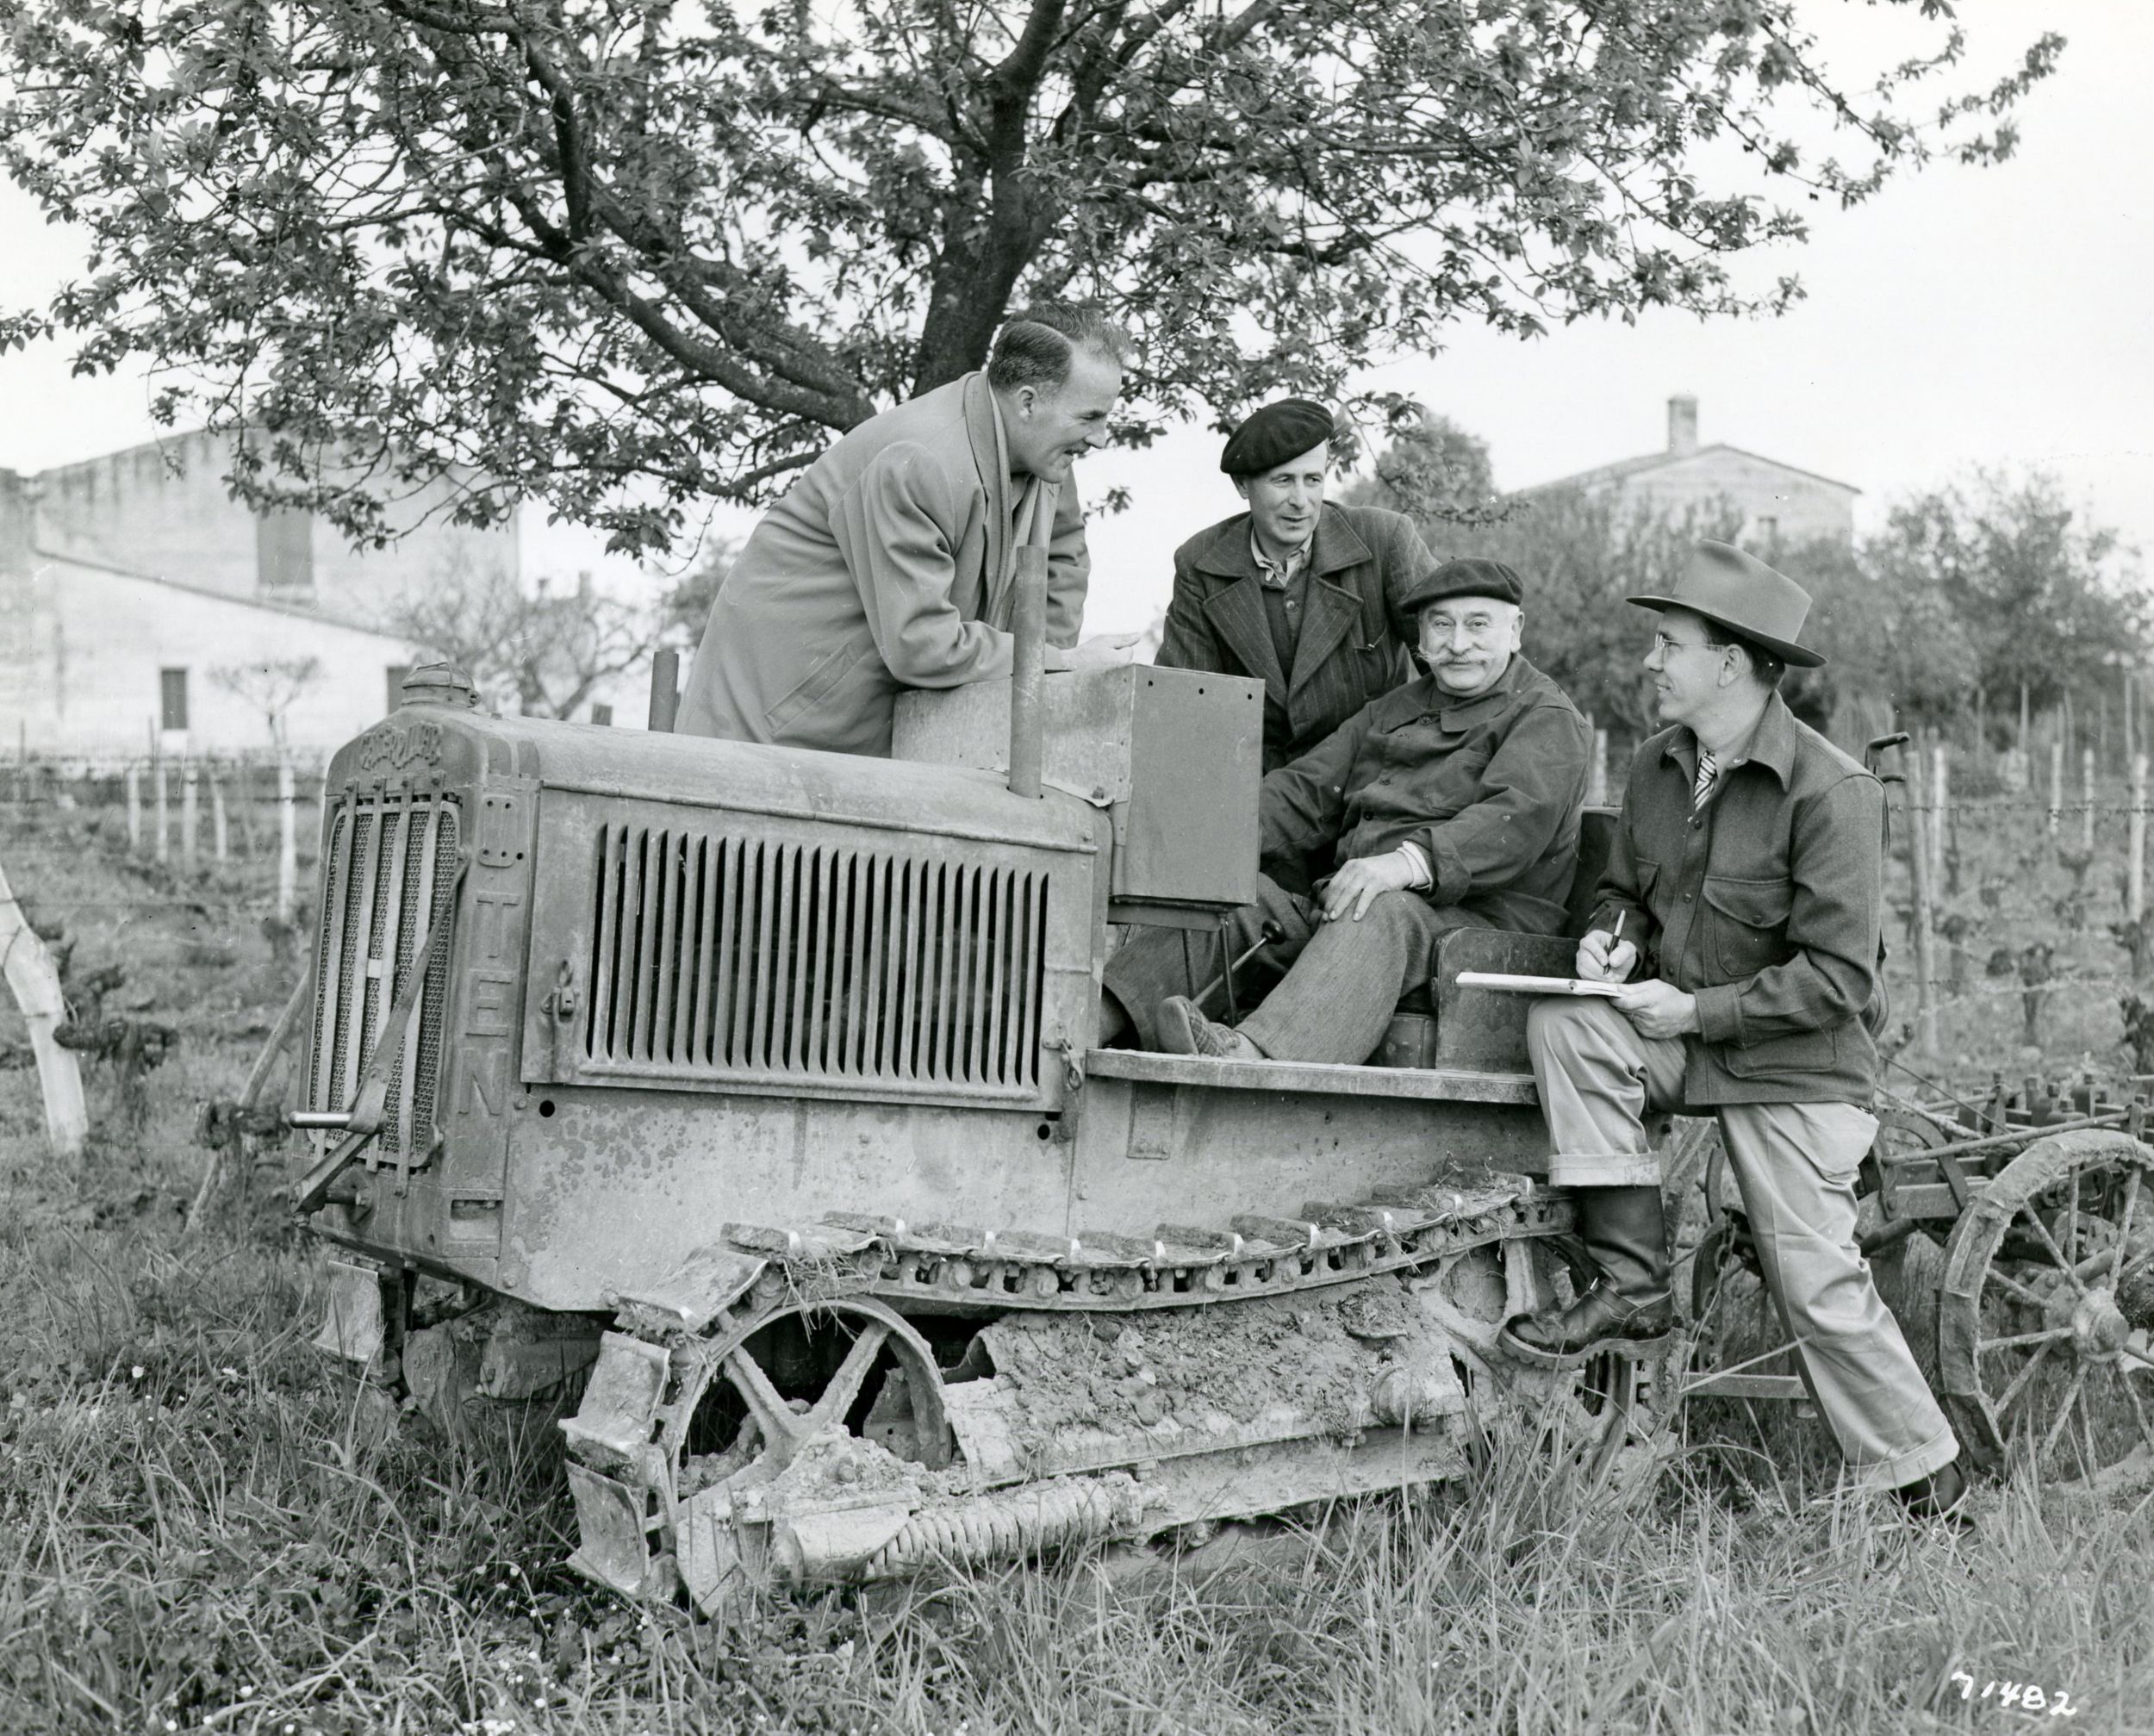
[1525,395,1858,546]
[0,430,518,761]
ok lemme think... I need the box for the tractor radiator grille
[306,793,461,1158]
[582,826,1047,1095]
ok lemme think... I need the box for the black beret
[1219,399,1335,477]
[1391,557,1523,640]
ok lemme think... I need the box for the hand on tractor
[1577,929,1640,982]
[1319,851,1417,923]
[1610,977,1698,1039]
[1046,632,1143,671]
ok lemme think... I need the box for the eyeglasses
[1652,632,1721,657]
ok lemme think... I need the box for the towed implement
[270,566,1665,1613]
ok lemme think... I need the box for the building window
[159,667,190,731]
[255,507,315,594]
[386,664,413,715]
[590,703,613,727]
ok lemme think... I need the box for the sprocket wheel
[660,1296,951,1611]
[1938,1129,2154,1481]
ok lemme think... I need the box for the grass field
[7,788,2154,1734]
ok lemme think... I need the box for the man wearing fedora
[1502,541,1965,1517]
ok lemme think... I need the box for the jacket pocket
[766,627,878,736]
[1702,874,1793,979]
[1721,1024,1840,1080]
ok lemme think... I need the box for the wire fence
[5,735,2154,1091]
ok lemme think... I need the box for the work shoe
[1499,1280,1675,1366]
[1893,1457,1970,1524]
[1156,996,1263,1061]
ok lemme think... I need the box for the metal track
[722,1171,1570,1314]
[561,1170,1580,1604]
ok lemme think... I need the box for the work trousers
[1527,997,1959,1490]
[1104,874,1475,1064]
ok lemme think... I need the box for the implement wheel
[1938,1129,2154,1480]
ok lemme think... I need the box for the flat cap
[1220,398,1335,477]
[1392,555,1523,633]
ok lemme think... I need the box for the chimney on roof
[1667,395,1699,457]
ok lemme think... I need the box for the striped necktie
[1692,747,1719,812]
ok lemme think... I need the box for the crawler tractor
[269,561,1672,1615]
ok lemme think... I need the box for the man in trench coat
[678,304,1134,757]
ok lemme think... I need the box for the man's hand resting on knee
[1318,850,1418,922]
[1610,978,1699,1040]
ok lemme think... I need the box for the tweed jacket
[1593,693,1885,1107]
[677,372,1086,757]
[1155,503,1435,773]
[1259,656,1591,936]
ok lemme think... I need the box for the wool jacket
[1259,655,1591,936]
[1155,503,1435,773]
[677,372,1086,757]
[1593,692,1886,1106]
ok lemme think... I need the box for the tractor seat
[1378,806,1619,1073]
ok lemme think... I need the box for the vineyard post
[153,754,169,862]
[0,855,88,1158]
[181,760,200,868]
[2050,737,2065,836]
[277,756,297,925]
[2083,748,2096,851]
[1931,737,1949,887]
[2132,755,2148,924]
[124,762,140,851]
[1907,742,1939,1053]
[209,767,229,862]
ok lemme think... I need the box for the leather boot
[1893,1456,1970,1524]
[1501,1185,1674,1364]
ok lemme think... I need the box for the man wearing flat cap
[1104,557,1591,1065]
[1157,402,1441,880]
[1503,541,1966,1520]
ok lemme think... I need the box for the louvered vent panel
[306,793,461,1160]
[581,826,1046,1095]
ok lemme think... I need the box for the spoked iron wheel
[1938,1129,2154,1481]
[663,1297,953,1611]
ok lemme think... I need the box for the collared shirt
[1258,655,1592,936]
[1594,691,1885,1106]
[1250,529,1313,669]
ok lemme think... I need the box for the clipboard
[1454,971,1626,999]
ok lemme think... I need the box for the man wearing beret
[1502,542,1965,1519]
[1157,399,1439,800]
[679,303,1137,757]
[1104,558,1591,1065]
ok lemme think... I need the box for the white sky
[0,3,2146,638]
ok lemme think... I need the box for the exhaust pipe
[647,649,681,733]
[1008,545,1048,798]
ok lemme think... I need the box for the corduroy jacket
[1259,656,1592,937]
[1155,503,1436,773]
[1593,692,1886,1106]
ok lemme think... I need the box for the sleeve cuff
[1396,842,1433,889]
[1693,982,1744,1045]
[1422,831,1469,904]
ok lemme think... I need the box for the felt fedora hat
[1628,541,1827,669]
